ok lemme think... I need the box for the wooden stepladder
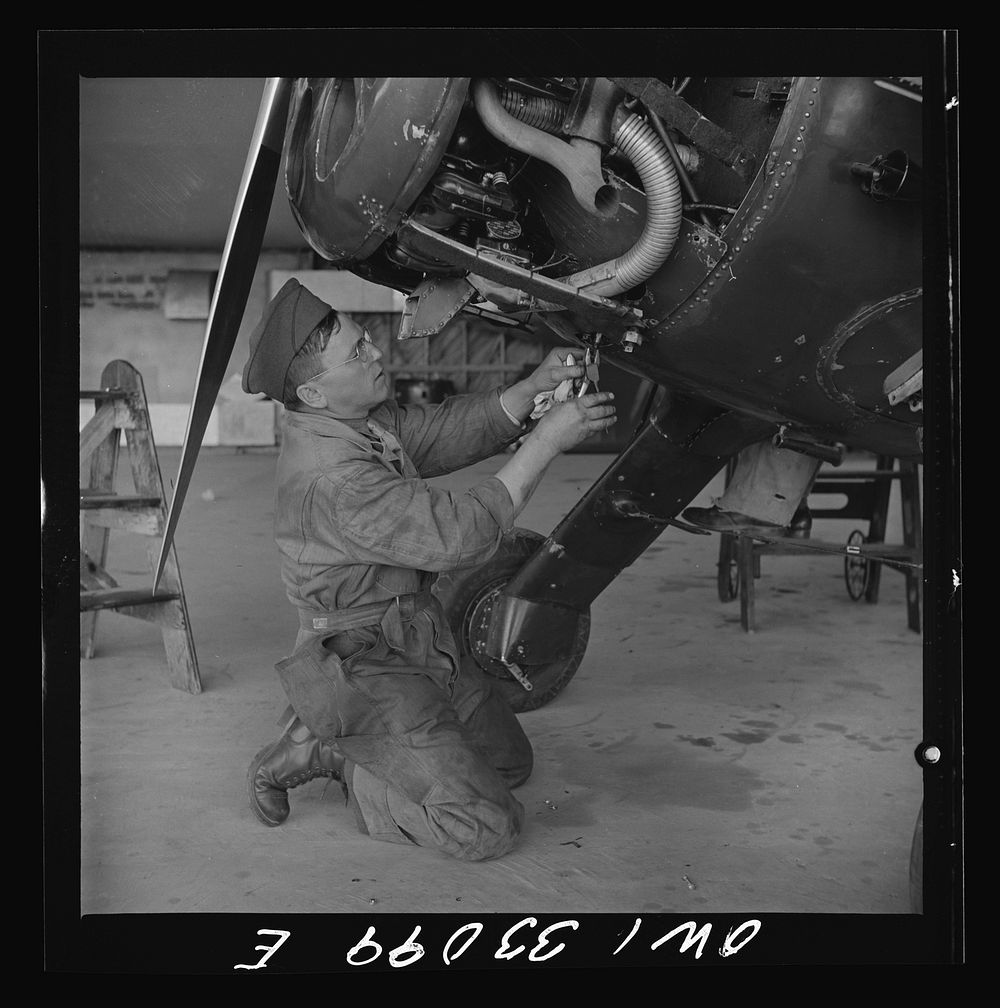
[80,360,202,694]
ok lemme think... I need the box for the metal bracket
[607,490,711,535]
[772,427,846,465]
[732,80,791,105]
[611,77,758,183]
[396,219,649,328]
[884,349,923,410]
[850,149,922,202]
[501,660,534,692]
[397,276,478,339]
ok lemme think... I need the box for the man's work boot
[247,720,344,827]
[786,502,813,539]
[681,505,784,536]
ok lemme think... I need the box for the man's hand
[500,347,588,425]
[495,390,617,518]
[531,391,617,454]
[527,347,586,397]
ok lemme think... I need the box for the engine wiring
[642,108,714,229]
[684,202,739,215]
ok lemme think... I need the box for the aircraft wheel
[909,803,923,913]
[434,527,590,713]
[717,533,740,602]
[844,529,870,600]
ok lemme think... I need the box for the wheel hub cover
[465,584,523,681]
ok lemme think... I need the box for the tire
[909,803,923,913]
[433,527,591,713]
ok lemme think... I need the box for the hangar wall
[78,249,549,447]
[80,249,309,446]
[80,249,311,403]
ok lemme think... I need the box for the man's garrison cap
[242,278,332,401]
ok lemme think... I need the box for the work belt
[299,589,437,653]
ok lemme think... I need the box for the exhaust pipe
[561,113,683,296]
[472,78,683,299]
[472,79,615,219]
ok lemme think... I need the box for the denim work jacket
[274,387,524,624]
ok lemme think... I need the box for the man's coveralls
[272,388,533,861]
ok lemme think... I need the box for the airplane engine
[282,76,727,312]
[280,75,923,461]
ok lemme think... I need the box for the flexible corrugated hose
[481,80,684,297]
[560,113,683,296]
[497,87,566,133]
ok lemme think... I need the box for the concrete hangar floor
[79,446,922,917]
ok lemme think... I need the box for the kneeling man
[243,279,616,861]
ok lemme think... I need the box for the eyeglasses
[305,328,375,382]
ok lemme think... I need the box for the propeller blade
[154,77,292,589]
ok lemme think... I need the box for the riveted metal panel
[284,77,470,263]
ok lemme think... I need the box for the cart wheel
[717,533,740,602]
[844,528,870,600]
[434,528,590,713]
